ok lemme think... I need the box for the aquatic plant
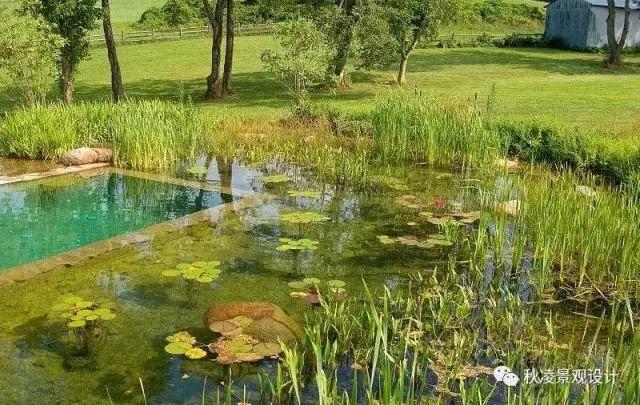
[370,175,409,190]
[186,166,208,176]
[288,278,347,305]
[394,195,425,209]
[162,261,222,306]
[276,238,319,251]
[209,334,282,365]
[377,234,452,248]
[287,190,322,199]
[261,174,290,184]
[52,295,116,356]
[162,261,222,283]
[164,331,207,360]
[281,211,330,224]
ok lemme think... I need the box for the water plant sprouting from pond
[52,296,116,357]
[287,190,322,199]
[162,261,222,307]
[276,238,319,252]
[281,211,330,225]
[288,278,347,305]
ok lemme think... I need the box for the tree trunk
[203,0,225,99]
[102,0,126,102]
[330,0,357,89]
[59,45,74,105]
[397,53,410,85]
[606,0,632,67]
[222,0,234,95]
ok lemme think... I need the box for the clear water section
[0,172,233,270]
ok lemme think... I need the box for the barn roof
[547,0,640,9]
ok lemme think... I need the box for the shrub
[494,119,640,185]
[0,7,63,105]
[137,7,167,29]
[498,33,548,48]
[0,100,203,170]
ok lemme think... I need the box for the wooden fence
[89,23,274,46]
[89,24,541,47]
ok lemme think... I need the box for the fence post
[121,31,125,43]
[152,28,155,41]
[179,26,183,37]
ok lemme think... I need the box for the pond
[0,159,479,403]
[0,158,620,403]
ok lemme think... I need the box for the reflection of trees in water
[104,173,217,219]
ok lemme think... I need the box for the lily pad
[261,174,290,184]
[68,320,86,328]
[303,278,321,285]
[253,342,282,357]
[165,341,193,355]
[288,190,322,198]
[288,281,307,289]
[328,280,346,288]
[186,166,208,176]
[100,313,117,321]
[185,347,208,359]
[377,235,395,245]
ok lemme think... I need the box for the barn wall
[588,7,640,48]
[545,0,592,48]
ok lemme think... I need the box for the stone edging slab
[0,163,111,185]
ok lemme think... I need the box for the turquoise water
[0,172,232,270]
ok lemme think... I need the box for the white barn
[545,0,640,49]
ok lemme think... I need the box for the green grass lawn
[33,35,636,138]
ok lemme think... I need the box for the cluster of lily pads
[261,174,290,184]
[161,260,222,283]
[370,175,410,191]
[54,296,117,329]
[164,331,208,359]
[288,278,347,305]
[276,238,319,251]
[162,261,222,307]
[166,316,283,365]
[53,296,116,356]
[378,234,453,249]
[281,211,330,224]
[287,190,322,199]
[186,166,208,176]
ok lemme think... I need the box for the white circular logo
[493,365,511,382]
[503,372,520,387]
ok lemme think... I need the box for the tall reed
[370,90,503,167]
[0,100,203,170]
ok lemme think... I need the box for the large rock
[204,302,301,344]
[59,147,112,166]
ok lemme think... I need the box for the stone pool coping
[0,166,260,286]
[0,163,111,185]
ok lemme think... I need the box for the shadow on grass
[407,47,640,75]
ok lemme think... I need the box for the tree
[313,0,361,88]
[101,0,125,102]
[262,19,331,115]
[358,0,467,84]
[0,7,62,105]
[606,0,632,67]
[23,0,101,104]
[202,0,234,99]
